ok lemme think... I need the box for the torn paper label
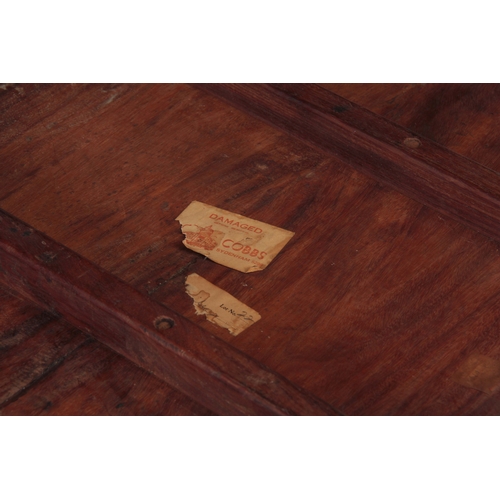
[185,273,260,335]
[176,201,294,273]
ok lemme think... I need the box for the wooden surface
[0,207,337,415]
[0,284,214,415]
[199,84,500,243]
[1,83,500,414]
[320,83,500,171]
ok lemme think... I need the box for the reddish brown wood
[0,286,87,408]
[197,84,500,244]
[3,84,500,415]
[0,283,214,415]
[320,84,500,172]
[0,208,339,416]
[1,337,215,416]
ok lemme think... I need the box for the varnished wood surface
[2,83,500,414]
[199,84,500,244]
[320,84,500,172]
[0,284,214,415]
[0,208,337,415]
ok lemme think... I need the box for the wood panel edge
[0,209,341,416]
[195,83,500,245]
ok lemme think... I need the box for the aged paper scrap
[185,273,261,335]
[176,201,294,273]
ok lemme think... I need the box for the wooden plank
[197,84,500,244]
[0,286,88,409]
[319,84,500,172]
[0,284,214,415]
[1,339,215,416]
[2,84,500,415]
[0,208,340,416]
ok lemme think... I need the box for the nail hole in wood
[154,316,175,330]
[404,137,421,149]
[38,252,57,263]
[332,105,348,113]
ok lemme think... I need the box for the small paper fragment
[176,201,294,273]
[185,273,260,335]
[453,354,500,394]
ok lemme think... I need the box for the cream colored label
[185,273,260,335]
[176,201,294,273]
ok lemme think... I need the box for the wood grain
[1,338,215,416]
[197,84,500,244]
[2,84,500,414]
[0,284,214,415]
[0,207,339,416]
[319,84,500,172]
[0,286,87,409]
